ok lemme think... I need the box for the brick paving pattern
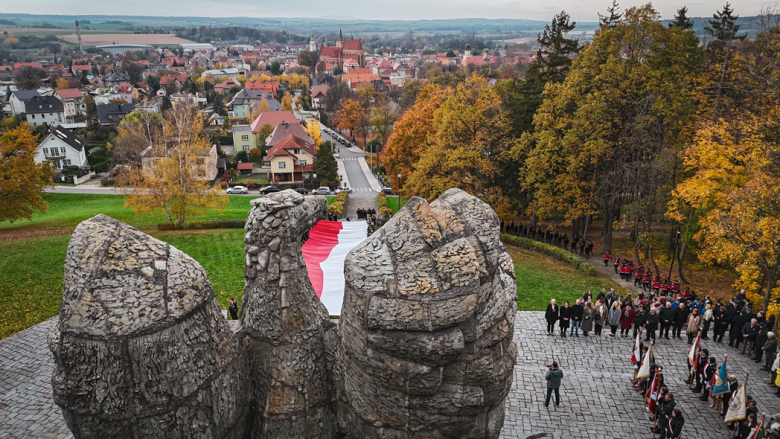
[2,311,778,438]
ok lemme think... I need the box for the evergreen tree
[212,94,226,116]
[311,141,338,184]
[599,0,623,29]
[669,6,694,30]
[705,3,744,42]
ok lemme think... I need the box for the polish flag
[302,220,367,316]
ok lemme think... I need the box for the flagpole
[651,405,657,439]
[762,413,767,437]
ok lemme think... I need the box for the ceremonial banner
[647,372,660,413]
[631,329,642,364]
[636,342,653,380]
[712,357,729,396]
[724,379,747,423]
[688,331,701,372]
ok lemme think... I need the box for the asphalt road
[320,128,377,198]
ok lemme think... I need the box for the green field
[386,196,410,214]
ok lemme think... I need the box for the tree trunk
[163,200,174,226]
[649,247,660,276]
[583,214,592,239]
[602,201,615,253]
[530,214,538,230]
[677,242,689,284]
[634,242,643,266]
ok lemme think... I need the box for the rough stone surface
[338,188,518,438]
[48,214,247,439]
[43,189,516,439]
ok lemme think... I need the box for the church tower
[336,29,344,48]
[309,35,316,52]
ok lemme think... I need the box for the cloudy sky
[2,0,773,22]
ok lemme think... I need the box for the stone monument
[50,189,516,439]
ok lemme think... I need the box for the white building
[35,125,88,171]
[25,96,65,127]
[9,90,40,115]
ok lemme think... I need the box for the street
[319,126,379,198]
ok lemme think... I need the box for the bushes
[328,191,348,216]
[379,206,393,216]
[157,219,246,231]
[100,178,115,187]
[500,234,598,276]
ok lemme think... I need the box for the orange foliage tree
[0,124,54,222]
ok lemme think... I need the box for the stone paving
[2,311,779,438]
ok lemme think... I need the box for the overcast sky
[2,0,774,22]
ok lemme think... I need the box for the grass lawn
[386,196,410,214]
[233,174,268,185]
[506,245,632,311]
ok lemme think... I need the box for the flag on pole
[647,371,660,413]
[724,378,748,423]
[712,356,729,396]
[749,418,764,439]
[637,342,653,381]
[631,329,642,364]
[688,331,701,372]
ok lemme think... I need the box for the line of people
[500,221,594,258]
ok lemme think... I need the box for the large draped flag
[724,378,748,424]
[302,220,367,315]
[636,342,653,381]
[646,371,660,414]
[631,328,642,364]
[712,356,729,397]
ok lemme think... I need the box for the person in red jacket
[604,250,611,267]
[620,303,635,337]
[652,276,662,295]
[634,266,644,287]
[613,256,620,274]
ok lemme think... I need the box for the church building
[317,29,366,72]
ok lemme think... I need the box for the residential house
[103,71,131,87]
[227,89,274,119]
[265,120,314,148]
[54,88,86,119]
[342,73,381,90]
[159,74,188,92]
[310,84,329,109]
[249,110,298,134]
[315,61,335,76]
[265,134,316,183]
[141,143,219,181]
[201,68,239,79]
[34,125,88,171]
[98,103,135,126]
[25,96,65,127]
[214,79,242,95]
[10,90,40,115]
[245,80,280,95]
[232,125,256,153]
[132,82,154,103]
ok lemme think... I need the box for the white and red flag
[631,328,642,364]
[647,371,660,414]
[302,220,367,315]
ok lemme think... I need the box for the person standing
[660,302,676,340]
[582,301,594,336]
[714,304,728,343]
[645,306,659,342]
[666,409,684,439]
[228,298,239,320]
[657,393,676,439]
[674,303,690,339]
[742,318,759,354]
[634,305,647,339]
[603,250,611,267]
[702,303,714,340]
[594,299,609,336]
[545,299,559,335]
[559,301,571,338]
[723,375,739,418]
[544,361,564,408]
[732,311,751,348]
[608,301,621,337]
[570,299,583,337]
[620,303,634,337]
[700,357,717,401]
[762,332,777,370]
[686,308,701,344]
[753,322,768,362]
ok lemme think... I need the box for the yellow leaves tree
[369,100,400,145]
[117,104,227,226]
[304,121,323,147]
[236,75,248,85]
[281,91,293,111]
[355,83,377,103]
[333,98,366,141]
[0,124,54,222]
[246,99,270,124]
[383,84,449,191]
[671,112,780,313]
[278,73,309,91]
[55,77,69,90]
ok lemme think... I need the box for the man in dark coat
[657,393,676,438]
[674,303,690,339]
[545,300,559,335]
[741,318,759,354]
[570,299,584,337]
[660,302,676,340]
[722,375,739,418]
[645,307,660,342]
[731,311,750,348]
[753,323,769,362]
[634,306,647,339]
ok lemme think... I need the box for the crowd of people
[544,284,780,438]
[501,221,594,258]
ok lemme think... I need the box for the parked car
[259,185,279,195]
[295,187,308,195]
[335,187,353,194]
[382,187,393,195]
[226,185,248,194]
[313,186,331,195]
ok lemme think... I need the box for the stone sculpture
[50,189,516,439]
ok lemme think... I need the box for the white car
[313,186,331,195]
[226,185,248,194]
[335,187,353,194]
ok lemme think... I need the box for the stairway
[342,195,377,221]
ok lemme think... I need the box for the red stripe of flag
[302,220,342,298]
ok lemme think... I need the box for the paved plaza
[1,311,779,438]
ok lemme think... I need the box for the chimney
[75,21,83,53]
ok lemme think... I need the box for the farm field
[60,33,193,45]
[0,27,131,37]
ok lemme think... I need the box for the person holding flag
[687,330,701,387]
[700,356,717,402]
[726,376,749,429]
[711,356,730,412]
[631,327,643,381]
[637,342,654,382]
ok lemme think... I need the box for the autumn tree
[55,77,69,90]
[281,91,293,111]
[112,110,161,166]
[369,99,400,146]
[355,83,377,104]
[304,120,323,147]
[599,0,623,29]
[522,5,703,250]
[246,99,270,123]
[117,104,227,226]
[333,98,366,141]
[14,66,42,90]
[311,141,338,184]
[0,124,54,222]
[383,84,449,191]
